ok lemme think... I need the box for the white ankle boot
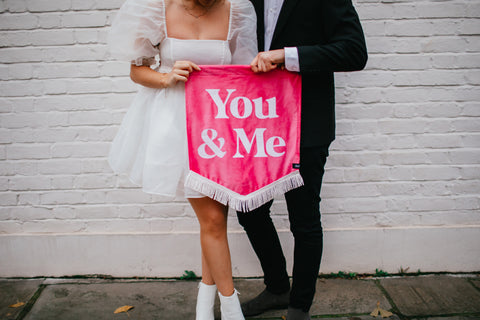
[196,282,217,320]
[219,289,245,320]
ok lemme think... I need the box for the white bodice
[158,38,233,72]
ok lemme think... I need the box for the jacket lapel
[270,0,298,49]
[251,0,265,51]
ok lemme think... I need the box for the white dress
[108,0,257,199]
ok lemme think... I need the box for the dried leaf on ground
[9,302,25,308]
[370,301,393,318]
[114,305,134,314]
[380,308,393,318]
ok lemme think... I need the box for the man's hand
[250,49,285,73]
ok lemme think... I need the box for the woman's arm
[130,60,201,88]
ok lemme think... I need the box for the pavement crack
[16,283,47,320]
[374,279,408,320]
[466,277,480,293]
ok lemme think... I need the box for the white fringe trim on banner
[185,171,304,212]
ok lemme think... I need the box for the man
[237,1,367,319]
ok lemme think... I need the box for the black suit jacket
[251,0,368,147]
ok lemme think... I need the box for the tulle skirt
[108,83,203,199]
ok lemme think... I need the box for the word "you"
[206,89,279,119]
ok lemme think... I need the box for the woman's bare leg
[189,197,234,296]
[201,251,215,285]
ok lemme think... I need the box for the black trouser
[236,146,329,312]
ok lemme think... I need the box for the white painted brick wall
[0,0,479,276]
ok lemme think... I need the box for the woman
[108,0,257,319]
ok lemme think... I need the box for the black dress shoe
[241,288,289,316]
[286,307,311,320]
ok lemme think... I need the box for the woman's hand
[164,60,201,87]
[130,61,200,89]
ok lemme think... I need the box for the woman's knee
[200,211,227,238]
[189,197,227,237]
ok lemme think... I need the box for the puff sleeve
[228,0,258,65]
[108,0,166,66]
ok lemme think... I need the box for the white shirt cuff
[284,47,300,72]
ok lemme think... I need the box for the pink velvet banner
[185,65,302,211]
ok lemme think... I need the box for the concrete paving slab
[23,280,199,320]
[241,316,401,320]
[235,278,391,319]
[413,317,480,320]
[0,279,44,320]
[5,276,478,320]
[380,276,480,317]
[470,278,480,291]
[309,279,391,316]
[317,317,401,320]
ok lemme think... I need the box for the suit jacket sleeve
[297,0,367,73]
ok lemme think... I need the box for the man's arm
[298,0,367,73]
[251,0,367,73]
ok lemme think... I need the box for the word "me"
[198,128,286,159]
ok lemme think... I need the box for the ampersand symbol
[198,129,226,159]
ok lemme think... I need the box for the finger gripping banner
[185,65,302,212]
